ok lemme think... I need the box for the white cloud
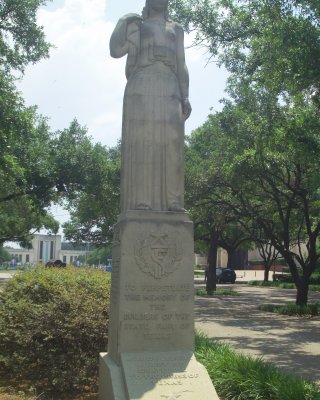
[18,0,227,148]
[18,0,126,146]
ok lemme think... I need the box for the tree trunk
[285,257,311,306]
[227,247,248,269]
[206,228,219,294]
[296,276,310,305]
[264,264,271,282]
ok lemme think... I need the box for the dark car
[216,268,236,284]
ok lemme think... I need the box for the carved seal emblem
[134,232,182,279]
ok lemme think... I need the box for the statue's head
[142,0,169,20]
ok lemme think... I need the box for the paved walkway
[0,272,15,289]
[194,283,320,386]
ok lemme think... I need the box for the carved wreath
[134,232,182,279]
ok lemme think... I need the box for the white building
[6,234,91,265]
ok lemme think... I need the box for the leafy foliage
[0,0,102,244]
[63,144,121,245]
[0,0,51,73]
[82,245,112,266]
[0,267,110,396]
[171,0,320,305]
[0,102,97,243]
[170,0,320,101]
[0,246,10,263]
[195,333,320,400]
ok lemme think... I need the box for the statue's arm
[110,14,142,58]
[176,24,192,120]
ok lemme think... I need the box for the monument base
[99,351,220,400]
[99,211,220,399]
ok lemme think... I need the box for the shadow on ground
[194,284,320,385]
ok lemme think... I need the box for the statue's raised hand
[182,98,192,120]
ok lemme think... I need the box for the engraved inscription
[113,226,121,246]
[134,232,182,279]
[121,280,193,341]
[126,357,199,387]
[110,256,120,304]
[160,392,193,399]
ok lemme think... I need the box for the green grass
[196,288,240,296]
[259,302,320,316]
[195,333,320,400]
[194,270,205,278]
[249,280,320,292]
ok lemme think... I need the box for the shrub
[195,333,320,400]
[310,273,320,285]
[0,267,110,397]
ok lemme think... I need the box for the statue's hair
[142,0,170,20]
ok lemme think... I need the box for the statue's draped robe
[120,19,184,212]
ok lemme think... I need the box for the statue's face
[148,0,168,12]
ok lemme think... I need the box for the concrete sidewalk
[0,272,15,289]
[194,284,320,386]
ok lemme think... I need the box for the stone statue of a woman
[110,0,192,213]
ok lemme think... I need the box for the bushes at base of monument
[0,267,110,396]
[195,333,319,400]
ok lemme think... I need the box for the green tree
[171,0,320,304]
[63,144,121,245]
[81,246,112,266]
[185,128,251,293]
[193,92,320,305]
[170,0,320,102]
[0,93,96,244]
[0,0,51,73]
[0,245,10,263]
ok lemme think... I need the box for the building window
[39,241,43,260]
[63,256,66,263]
[50,241,54,260]
[19,255,22,262]
[26,255,30,263]
[70,256,74,263]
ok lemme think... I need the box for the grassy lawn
[259,302,320,316]
[196,288,240,296]
[248,280,320,292]
[195,333,320,400]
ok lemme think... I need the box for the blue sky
[15,0,228,236]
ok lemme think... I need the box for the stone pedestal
[99,211,219,399]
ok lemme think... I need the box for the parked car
[216,268,236,284]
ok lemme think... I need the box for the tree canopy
[63,144,121,246]
[171,0,320,304]
[0,0,51,73]
[0,0,107,245]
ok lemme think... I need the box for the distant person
[204,266,209,282]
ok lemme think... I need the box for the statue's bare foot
[169,203,186,212]
[136,203,152,211]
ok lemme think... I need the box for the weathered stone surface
[109,2,192,213]
[107,211,194,361]
[100,351,219,400]
[99,212,219,399]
